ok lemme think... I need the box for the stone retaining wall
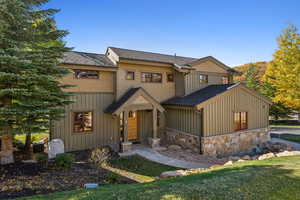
[201,128,270,156]
[161,128,201,153]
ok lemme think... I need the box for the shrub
[105,172,121,184]
[36,153,48,168]
[54,153,74,169]
[90,146,118,166]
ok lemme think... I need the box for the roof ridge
[68,50,105,56]
[108,46,198,60]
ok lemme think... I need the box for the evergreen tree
[0,0,73,164]
[244,64,260,91]
[263,25,300,113]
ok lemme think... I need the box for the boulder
[224,160,233,166]
[228,156,240,161]
[48,139,64,159]
[241,155,252,160]
[168,145,182,151]
[258,152,275,160]
[276,151,300,157]
[160,170,187,178]
[154,146,168,152]
[210,164,222,169]
[237,159,246,162]
[251,155,259,160]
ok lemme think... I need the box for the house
[51,47,272,156]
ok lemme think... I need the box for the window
[141,72,162,83]
[167,73,174,82]
[222,76,229,84]
[73,111,93,133]
[199,74,208,83]
[74,70,99,79]
[234,112,248,131]
[126,71,135,80]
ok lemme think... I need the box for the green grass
[107,155,181,182]
[270,124,300,127]
[17,155,300,200]
[14,132,49,144]
[279,135,300,144]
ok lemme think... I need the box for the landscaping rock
[48,139,64,159]
[251,155,258,160]
[228,156,240,161]
[154,146,168,152]
[168,145,182,151]
[224,160,233,166]
[160,170,187,178]
[258,152,275,160]
[241,155,251,160]
[210,164,222,169]
[237,159,246,162]
[276,151,300,157]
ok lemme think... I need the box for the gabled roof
[163,83,272,107]
[105,87,164,115]
[108,47,196,69]
[163,84,235,107]
[61,51,116,67]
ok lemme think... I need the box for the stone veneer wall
[162,128,201,153]
[201,128,270,156]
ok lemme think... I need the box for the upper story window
[73,111,93,133]
[141,72,162,83]
[167,73,174,82]
[234,112,248,131]
[222,76,229,84]
[74,69,99,79]
[126,71,135,80]
[199,74,208,83]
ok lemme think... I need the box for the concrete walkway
[119,145,211,169]
[271,138,300,150]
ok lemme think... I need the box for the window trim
[72,110,94,134]
[199,74,208,84]
[234,111,248,131]
[166,72,174,82]
[125,71,135,80]
[73,69,100,79]
[141,72,162,83]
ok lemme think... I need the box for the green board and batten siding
[51,93,120,152]
[165,107,202,136]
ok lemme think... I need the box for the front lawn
[279,135,300,144]
[17,156,300,200]
[108,155,181,182]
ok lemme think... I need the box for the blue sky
[46,0,300,66]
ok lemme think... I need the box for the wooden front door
[128,111,138,141]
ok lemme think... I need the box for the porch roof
[104,87,165,115]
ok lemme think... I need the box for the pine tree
[0,0,73,164]
[244,64,260,91]
[263,25,300,112]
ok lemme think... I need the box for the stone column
[152,108,157,139]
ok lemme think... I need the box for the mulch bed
[0,150,135,199]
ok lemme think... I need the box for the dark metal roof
[104,88,140,114]
[61,51,116,67]
[162,84,236,106]
[109,47,197,67]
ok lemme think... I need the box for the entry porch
[105,87,165,151]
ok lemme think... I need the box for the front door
[128,111,138,141]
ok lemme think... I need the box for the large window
[141,72,162,83]
[73,111,93,133]
[234,112,248,131]
[199,74,208,83]
[222,76,229,84]
[74,70,99,79]
[126,71,135,80]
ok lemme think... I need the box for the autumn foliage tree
[0,0,72,164]
[263,25,300,118]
